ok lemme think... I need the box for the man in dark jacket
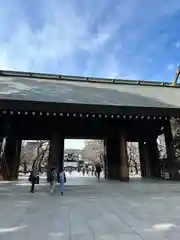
[29,168,38,193]
[95,163,102,180]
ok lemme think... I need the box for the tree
[20,140,50,172]
[127,142,140,174]
[81,140,141,174]
[170,117,180,159]
[81,140,104,164]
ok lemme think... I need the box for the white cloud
[0,6,89,71]
[174,41,180,48]
[0,0,180,79]
[0,1,123,74]
[1,0,180,148]
[0,0,144,77]
[167,64,174,70]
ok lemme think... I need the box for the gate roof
[0,70,179,109]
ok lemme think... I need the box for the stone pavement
[1,175,180,239]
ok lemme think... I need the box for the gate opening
[127,142,141,178]
[64,139,105,177]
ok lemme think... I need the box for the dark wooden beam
[0,99,179,117]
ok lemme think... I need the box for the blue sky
[1,0,180,149]
[1,0,180,81]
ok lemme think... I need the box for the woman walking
[50,168,57,194]
[59,169,66,195]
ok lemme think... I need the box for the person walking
[77,167,81,175]
[59,169,66,195]
[86,167,89,175]
[29,168,38,193]
[82,167,85,176]
[95,163,102,180]
[50,168,57,194]
[92,166,95,176]
[47,168,53,185]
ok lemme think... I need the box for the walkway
[0,174,180,239]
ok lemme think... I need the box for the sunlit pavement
[1,173,180,239]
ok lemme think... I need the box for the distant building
[64,149,82,161]
[64,149,82,168]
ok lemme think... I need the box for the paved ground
[1,174,180,239]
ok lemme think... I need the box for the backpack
[28,170,37,182]
[32,169,38,178]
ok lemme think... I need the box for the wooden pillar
[0,138,2,157]
[49,133,64,172]
[106,136,120,180]
[106,130,129,181]
[139,142,151,178]
[48,141,52,169]
[1,137,21,180]
[164,120,178,179]
[139,142,146,177]
[12,139,21,179]
[147,137,161,179]
[104,140,107,179]
[0,118,3,159]
[119,131,129,181]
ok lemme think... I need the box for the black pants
[30,180,36,193]
[97,171,100,179]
